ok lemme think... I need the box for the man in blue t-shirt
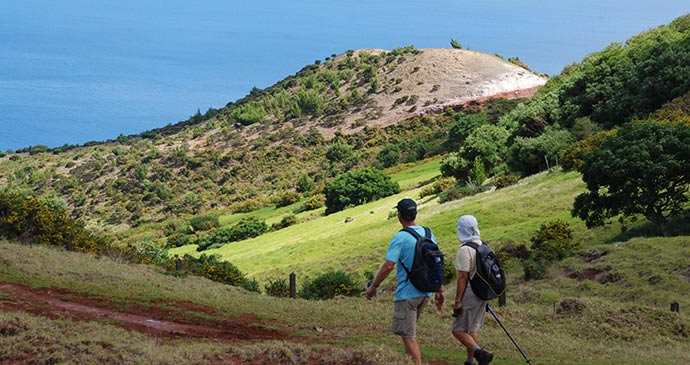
[365,198,445,365]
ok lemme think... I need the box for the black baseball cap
[396,198,417,213]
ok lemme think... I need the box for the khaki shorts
[392,296,429,338]
[451,286,487,333]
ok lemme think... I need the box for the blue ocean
[1,0,688,151]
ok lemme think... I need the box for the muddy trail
[0,282,454,364]
[0,282,290,342]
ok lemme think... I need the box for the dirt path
[0,282,288,342]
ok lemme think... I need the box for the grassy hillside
[2,169,690,364]
[173,163,589,284]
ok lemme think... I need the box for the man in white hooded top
[452,214,494,365]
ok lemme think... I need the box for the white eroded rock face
[326,48,548,135]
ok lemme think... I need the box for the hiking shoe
[464,360,476,365]
[474,348,493,365]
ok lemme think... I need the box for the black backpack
[398,227,445,292]
[462,241,506,300]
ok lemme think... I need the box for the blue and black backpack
[462,241,506,300]
[398,226,445,293]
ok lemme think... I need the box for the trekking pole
[486,305,531,364]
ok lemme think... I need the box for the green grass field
[174,163,592,284]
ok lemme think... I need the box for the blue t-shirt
[385,225,436,301]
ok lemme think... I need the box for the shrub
[165,232,194,248]
[295,89,325,115]
[531,239,580,263]
[324,168,400,214]
[189,215,219,232]
[377,145,401,168]
[272,214,299,230]
[181,254,258,292]
[231,217,269,240]
[523,258,547,280]
[326,140,357,165]
[522,220,582,280]
[0,191,108,253]
[492,174,519,189]
[530,220,580,263]
[128,241,170,266]
[438,182,489,204]
[419,177,455,199]
[300,270,362,300]
[296,194,325,213]
[265,277,291,297]
[272,191,301,208]
[231,102,266,126]
[296,174,315,193]
[531,220,574,247]
[468,156,487,185]
[229,198,266,213]
[196,217,269,251]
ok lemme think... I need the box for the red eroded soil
[0,282,288,342]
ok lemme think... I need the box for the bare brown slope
[346,48,544,127]
[288,48,546,139]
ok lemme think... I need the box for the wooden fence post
[289,273,296,299]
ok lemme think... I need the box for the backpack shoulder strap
[461,241,480,250]
[398,226,426,280]
[401,226,422,239]
[423,226,431,239]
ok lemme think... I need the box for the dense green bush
[165,232,194,248]
[468,156,488,185]
[523,220,581,280]
[272,191,301,208]
[441,124,509,181]
[507,127,575,176]
[523,258,547,281]
[419,177,455,199]
[326,139,358,168]
[0,191,108,253]
[189,215,219,232]
[296,174,316,194]
[196,217,269,251]
[181,253,259,292]
[300,270,362,300]
[296,194,325,213]
[231,102,266,125]
[377,145,401,168]
[265,277,291,297]
[492,174,519,189]
[445,114,488,151]
[531,220,574,246]
[272,214,299,230]
[437,182,490,204]
[324,168,400,214]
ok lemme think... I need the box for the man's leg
[453,330,477,359]
[402,337,422,365]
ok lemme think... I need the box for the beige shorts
[392,296,429,338]
[451,286,487,333]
